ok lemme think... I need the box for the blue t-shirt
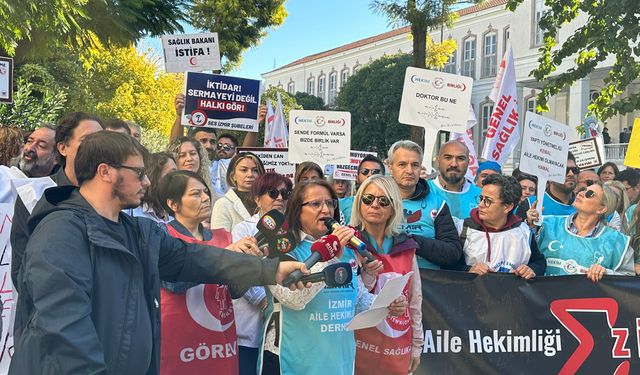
[428,178,480,220]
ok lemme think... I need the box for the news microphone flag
[480,46,520,166]
[263,100,275,147]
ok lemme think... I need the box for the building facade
[262,0,639,165]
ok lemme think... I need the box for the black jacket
[10,186,279,375]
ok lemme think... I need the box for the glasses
[110,164,146,180]
[566,166,580,175]
[361,193,392,207]
[475,195,501,208]
[217,143,235,152]
[266,188,291,200]
[359,168,382,176]
[302,199,338,210]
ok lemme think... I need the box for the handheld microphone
[265,230,298,258]
[255,209,285,246]
[299,262,353,288]
[283,234,341,286]
[324,218,375,263]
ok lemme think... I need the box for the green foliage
[294,92,326,110]
[0,77,67,131]
[334,54,412,158]
[189,0,288,72]
[506,0,640,121]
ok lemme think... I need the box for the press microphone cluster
[299,262,353,288]
[324,218,375,263]
[254,210,298,257]
[283,234,341,286]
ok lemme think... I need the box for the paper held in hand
[346,272,413,331]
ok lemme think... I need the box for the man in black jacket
[10,131,307,375]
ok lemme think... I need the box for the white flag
[263,100,275,147]
[265,93,288,148]
[451,105,480,180]
[480,47,520,165]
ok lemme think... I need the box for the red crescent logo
[189,57,197,65]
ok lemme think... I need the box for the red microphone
[283,234,341,286]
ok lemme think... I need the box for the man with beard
[516,152,578,219]
[14,125,58,177]
[209,133,239,200]
[188,127,217,161]
[428,140,481,220]
[9,131,308,375]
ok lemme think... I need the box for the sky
[138,0,394,80]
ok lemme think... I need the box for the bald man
[428,140,481,219]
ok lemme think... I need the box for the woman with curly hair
[166,136,212,193]
[0,126,23,166]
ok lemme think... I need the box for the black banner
[416,270,640,375]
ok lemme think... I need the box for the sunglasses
[266,188,291,200]
[361,193,392,207]
[584,179,596,187]
[110,164,146,181]
[359,168,382,176]
[217,143,235,151]
[577,187,597,199]
[566,166,580,175]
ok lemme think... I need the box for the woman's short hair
[350,175,404,237]
[285,179,340,244]
[481,174,522,208]
[294,161,324,184]
[251,172,293,199]
[158,170,210,216]
[226,152,265,188]
[166,136,211,191]
[598,161,620,178]
[143,152,175,217]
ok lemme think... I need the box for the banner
[0,57,12,104]
[569,137,604,169]
[264,93,288,148]
[416,270,640,375]
[624,118,640,168]
[182,72,261,132]
[161,33,221,73]
[450,105,480,179]
[398,67,472,133]
[480,47,519,165]
[288,110,351,165]
[237,147,296,179]
[331,150,378,181]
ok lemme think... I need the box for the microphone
[324,218,375,263]
[299,262,353,288]
[255,209,285,246]
[283,234,341,286]
[265,230,298,258]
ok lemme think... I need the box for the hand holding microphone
[282,234,341,286]
[324,218,376,263]
[299,262,353,288]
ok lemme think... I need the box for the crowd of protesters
[1,97,639,375]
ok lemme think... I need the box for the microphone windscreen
[323,262,353,288]
[266,231,298,257]
[257,209,285,234]
[310,234,341,261]
[324,217,338,232]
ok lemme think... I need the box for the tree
[370,0,474,144]
[507,0,640,122]
[335,54,413,158]
[189,0,288,72]
[294,92,326,110]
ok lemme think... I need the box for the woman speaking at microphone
[257,179,406,375]
[157,170,262,375]
[231,172,293,375]
[349,175,424,375]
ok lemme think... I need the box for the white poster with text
[288,110,351,165]
[162,32,221,73]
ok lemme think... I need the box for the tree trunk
[410,25,427,146]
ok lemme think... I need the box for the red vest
[160,225,238,375]
[355,241,416,375]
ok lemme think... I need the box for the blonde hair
[596,182,618,224]
[350,175,404,237]
[604,180,630,230]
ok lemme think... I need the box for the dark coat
[10,186,279,375]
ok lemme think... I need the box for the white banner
[398,67,473,133]
[264,93,288,148]
[288,110,351,165]
[237,147,296,180]
[331,150,378,181]
[450,105,480,179]
[161,32,221,73]
[480,47,520,165]
[519,112,570,183]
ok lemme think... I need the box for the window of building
[328,72,337,105]
[444,52,457,74]
[341,69,349,86]
[482,32,497,78]
[353,64,360,75]
[318,75,326,102]
[533,0,545,46]
[287,81,295,95]
[526,93,540,114]
[462,37,476,78]
[307,78,315,95]
[480,101,494,142]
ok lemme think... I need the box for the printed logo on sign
[528,120,543,131]
[544,124,552,137]
[261,215,277,230]
[432,77,445,89]
[190,110,208,126]
[410,75,431,84]
[189,57,198,66]
[315,116,326,127]
[294,116,313,125]
[327,118,346,126]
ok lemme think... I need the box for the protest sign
[519,112,570,221]
[161,33,221,73]
[331,150,378,181]
[0,57,13,104]
[288,110,351,165]
[0,203,12,374]
[569,137,604,169]
[416,270,640,375]
[182,72,261,132]
[398,67,472,133]
[237,147,295,179]
[624,118,640,168]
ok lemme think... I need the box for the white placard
[332,150,378,181]
[161,32,221,73]
[237,147,296,180]
[398,67,473,132]
[288,110,351,165]
[568,137,604,170]
[519,112,570,183]
[0,57,13,103]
